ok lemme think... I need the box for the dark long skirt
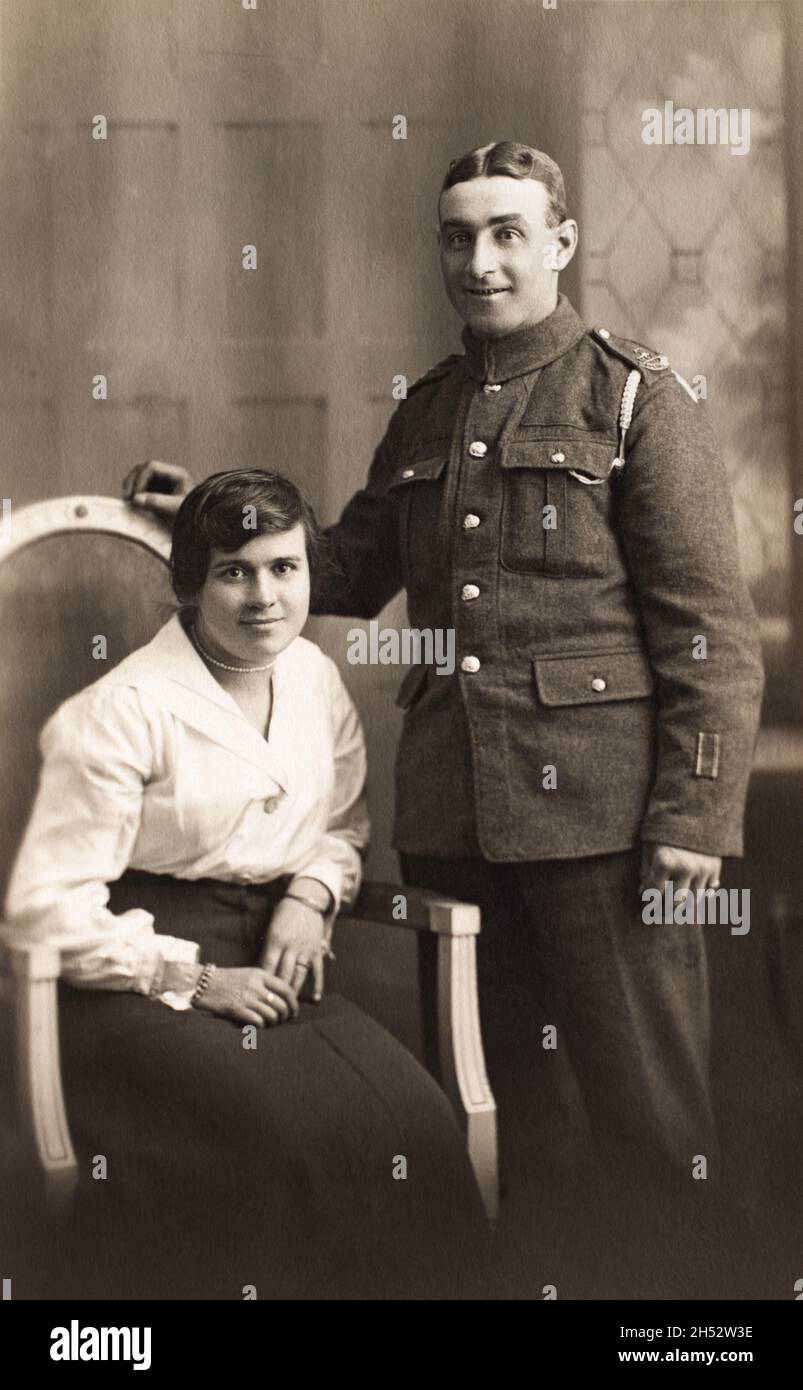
[56,870,487,1300]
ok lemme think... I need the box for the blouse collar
[114,612,295,791]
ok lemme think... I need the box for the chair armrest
[339,883,498,1220]
[345,881,480,935]
[0,928,77,1206]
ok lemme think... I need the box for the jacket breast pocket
[533,647,655,707]
[386,447,449,579]
[500,439,617,578]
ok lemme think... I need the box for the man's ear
[545,219,578,273]
[556,219,579,264]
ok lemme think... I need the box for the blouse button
[264,795,282,813]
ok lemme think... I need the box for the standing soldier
[127,142,764,1296]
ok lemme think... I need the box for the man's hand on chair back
[122,460,195,526]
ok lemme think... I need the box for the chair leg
[430,929,499,1221]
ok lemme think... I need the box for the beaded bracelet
[190,962,216,1007]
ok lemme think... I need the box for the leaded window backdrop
[578,0,790,701]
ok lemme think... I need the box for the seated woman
[5,469,486,1300]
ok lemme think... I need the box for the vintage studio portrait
[0,0,800,1306]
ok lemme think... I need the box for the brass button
[597,328,610,339]
[461,655,481,673]
[591,676,607,693]
[401,467,415,479]
[482,383,501,394]
[468,441,488,458]
[550,451,566,464]
[462,513,481,529]
[461,583,480,601]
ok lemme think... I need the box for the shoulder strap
[590,326,670,381]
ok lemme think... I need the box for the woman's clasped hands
[193,894,328,1027]
[193,966,299,1028]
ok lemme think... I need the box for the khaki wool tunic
[312,294,764,863]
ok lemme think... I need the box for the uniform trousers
[401,848,719,1295]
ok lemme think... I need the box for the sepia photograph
[0,0,801,1336]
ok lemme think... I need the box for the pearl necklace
[191,626,276,674]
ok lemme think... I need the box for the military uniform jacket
[312,293,764,862]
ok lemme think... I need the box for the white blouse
[4,614,370,1009]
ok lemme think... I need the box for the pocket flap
[502,439,614,481]
[387,452,449,490]
[533,649,655,707]
[395,664,430,710]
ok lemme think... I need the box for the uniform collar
[461,292,587,384]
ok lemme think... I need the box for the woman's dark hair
[170,468,327,605]
[440,141,568,228]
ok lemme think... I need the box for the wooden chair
[0,496,498,1234]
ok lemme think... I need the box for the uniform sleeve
[3,685,201,1006]
[310,407,406,619]
[287,661,370,917]
[616,373,765,856]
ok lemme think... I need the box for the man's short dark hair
[440,141,568,228]
[170,468,326,604]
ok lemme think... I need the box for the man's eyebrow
[441,213,529,230]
